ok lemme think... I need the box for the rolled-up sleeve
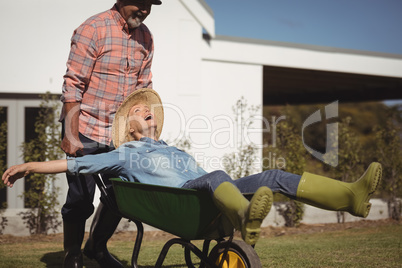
[67,158,78,175]
[66,150,124,176]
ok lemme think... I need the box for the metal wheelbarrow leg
[154,238,219,268]
[129,219,144,268]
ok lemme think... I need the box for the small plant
[223,97,260,179]
[0,107,8,233]
[19,92,64,234]
[325,117,364,223]
[0,216,7,235]
[266,116,306,227]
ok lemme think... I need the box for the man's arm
[61,102,83,156]
[61,24,98,156]
[2,160,68,188]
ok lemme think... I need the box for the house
[0,0,400,234]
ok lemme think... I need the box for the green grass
[255,224,402,267]
[0,222,401,267]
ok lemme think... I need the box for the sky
[203,0,402,55]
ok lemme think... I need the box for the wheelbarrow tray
[111,178,233,240]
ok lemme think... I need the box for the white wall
[0,0,112,94]
[197,61,263,171]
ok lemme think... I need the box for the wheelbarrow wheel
[208,240,261,268]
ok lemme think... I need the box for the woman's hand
[2,159,68,188]
[2,164,30,188]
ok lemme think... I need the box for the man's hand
[61,102,83,157]
[61,136,84,157]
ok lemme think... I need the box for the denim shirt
[67,137,208,188]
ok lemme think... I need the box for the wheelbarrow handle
[93,174,120,214]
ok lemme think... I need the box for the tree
[264,102,389,168]
[19,93,64,234]
[374,115,402,220]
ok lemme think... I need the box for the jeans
[61,132,114,222]
[182,170,301,199]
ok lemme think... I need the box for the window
[0,95,65,211]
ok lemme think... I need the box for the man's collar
[111,4,131,33]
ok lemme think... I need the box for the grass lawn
[0,219,400,267]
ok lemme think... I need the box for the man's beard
[127,11,145,29]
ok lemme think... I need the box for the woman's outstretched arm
[2,159,68,188]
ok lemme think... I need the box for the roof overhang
[180,0,215,38]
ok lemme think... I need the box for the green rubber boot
[296,162,382,218]
[243,186,273,245]
[213,182,273,245]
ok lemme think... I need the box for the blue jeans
[182,170,301,198]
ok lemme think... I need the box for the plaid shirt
[61,5,154,145]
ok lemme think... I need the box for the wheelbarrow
[95,176,263,268]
